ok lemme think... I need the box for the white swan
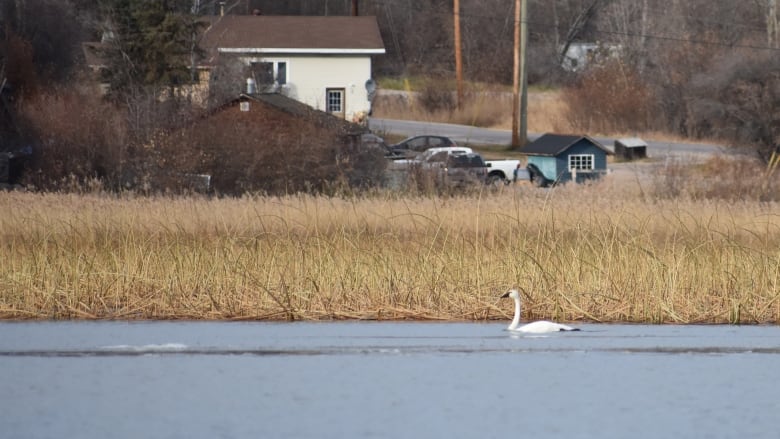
[500,288,580,333]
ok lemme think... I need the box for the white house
[200,15,386,122]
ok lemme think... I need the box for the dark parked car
[387,135,458,159]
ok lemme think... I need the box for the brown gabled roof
[200,15,385,56]
[239,93,366,135]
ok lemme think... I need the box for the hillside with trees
[0,0,778,193]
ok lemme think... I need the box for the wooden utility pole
[769,0,779,48]
[454,0,463,108]
[351,0,359,16]
[519,0,528,147]
[511,0,528,149]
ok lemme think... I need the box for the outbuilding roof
[615,137,647,148]
[236,93,365,135]
[520,134,612,156]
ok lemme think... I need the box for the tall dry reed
[1,183,779,323]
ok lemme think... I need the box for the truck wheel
[533,174,547,188]
[486,174,504,186]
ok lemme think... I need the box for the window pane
[251,62,274,84]
[276,62,287,85]
[327,91,340,112]
[569,154,594,170]
[428,151,448,162]
[408,138,427,150]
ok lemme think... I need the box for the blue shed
[520,134,612,187]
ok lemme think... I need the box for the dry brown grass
[373,88,729,145]
[2,179,779,324]
[373,89,573,134]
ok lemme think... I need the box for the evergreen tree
[99,0,203,98]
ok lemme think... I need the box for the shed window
[568,154,594,171]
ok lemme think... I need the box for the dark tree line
[3,0,778,89]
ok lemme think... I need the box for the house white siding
[202,16,384,121]
[242,55,372,122]
[290,56,372,122]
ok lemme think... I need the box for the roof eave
[218,48,386,55]
[518,152,556,156]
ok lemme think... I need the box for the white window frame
[326,88,345,114]
[248,59,288,85]
[568,154,595,171]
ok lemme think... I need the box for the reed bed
[1,186,779,324]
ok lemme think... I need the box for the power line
[586,26,780,52]
[366,0,780,52]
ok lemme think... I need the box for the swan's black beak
[500,291,510,299]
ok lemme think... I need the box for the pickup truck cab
[445,152,489,185]
[386,146,489,186]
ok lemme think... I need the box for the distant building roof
[521,134,612,156]
[615,137,647,148]
[200,15,386,59]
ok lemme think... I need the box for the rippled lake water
[1,321,779,439]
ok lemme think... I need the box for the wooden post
[519,0,528,148]
[511,0,521,147]
[512,0,528,149]
[454,0,463,109]
[352,0,359,16]
[769,0,779,48]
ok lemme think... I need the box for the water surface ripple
[2,321,779,439]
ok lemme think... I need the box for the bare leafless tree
[687,51,780,162]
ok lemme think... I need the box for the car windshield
[449,154,485,167]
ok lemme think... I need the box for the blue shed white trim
[520,134,612,186]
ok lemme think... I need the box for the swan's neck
[509,296,522,330]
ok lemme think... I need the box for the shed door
[326,88,345,119]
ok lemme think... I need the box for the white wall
[242,55,373,122]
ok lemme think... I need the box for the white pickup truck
[485,159,529,184]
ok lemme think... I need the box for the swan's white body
[501,289,579,333]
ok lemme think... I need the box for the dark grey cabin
[520,134,612,186]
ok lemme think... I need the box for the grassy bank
[2,183,779,324]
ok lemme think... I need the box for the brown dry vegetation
[373,87,573,135]
[2,169,779,324]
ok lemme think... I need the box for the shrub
[417,76,456,113]
[651,155,780,202]
[18,88,129,190]
[563,60,659,134]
